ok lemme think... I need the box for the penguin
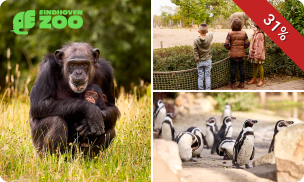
[153,100,166,131]
[268,120,294,153]
[205,117,218,149]
[221,103,232,121]
[187,127,208,158]
[159,113,176,141]
[211,116,236,154]
[233,119,258,169]
[175,131,201,162]
[216,137,235,160]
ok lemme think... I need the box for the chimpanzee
[75,84,108,146]
[29,42,120,155]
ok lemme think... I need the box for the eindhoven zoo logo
[11,10,83,35]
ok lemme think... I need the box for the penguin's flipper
[233,141,240,165]
[216,142,223,156]
[211,133,222,153]
[268,138,274,153]
[250,146,255,160]
[215,124,219,133]
[201,132,209,149]
[158,128,162,136]
[171,127,175,141]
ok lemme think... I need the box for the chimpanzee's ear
[55,50,64,65]
[102,94,108,102]
[93,48,100,63]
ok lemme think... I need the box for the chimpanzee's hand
[85,103,105,135]
[76,119,90,140]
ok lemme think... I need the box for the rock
[175,93,188,107]
[192,97,215,114]
[253,152,275,167]
[246,164,277,181]
[153,139,182,175]
[154,148,181,182]
[274,123,304,182]
[206,95,217,106]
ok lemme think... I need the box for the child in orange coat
[247,24,266,87]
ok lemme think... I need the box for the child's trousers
[230,58,245,84]
[197,59,212,90]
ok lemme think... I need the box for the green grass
[0,91,151,181]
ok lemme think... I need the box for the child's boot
[257,79,264,87]
[237,82,244,88]
[247,78,257,85]
[231,83,236,89]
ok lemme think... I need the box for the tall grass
[0,89,151,181]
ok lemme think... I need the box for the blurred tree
[171,0,208,26]
[0,0,151,92]
[205,0,241,22]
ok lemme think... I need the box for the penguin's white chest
[206,127,214,148]
[221,142,235,158]
[155,108,166,129]
[223,109,231,118]
[192,136,203,157]
[162,123,173,141]
[226,127,233,137]
[237,135,254,166]
[178,136,192,161]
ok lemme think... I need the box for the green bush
[153,37,304,77]
[278,0,304,35]
[153,43,237,71]
[207,92,258,111]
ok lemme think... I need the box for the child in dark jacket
[224,18,250,89]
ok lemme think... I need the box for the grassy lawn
[0,90,151,181]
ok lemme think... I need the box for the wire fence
[153,55,268,90]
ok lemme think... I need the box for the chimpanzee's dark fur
[29,42,120,155]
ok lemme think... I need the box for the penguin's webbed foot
[190,158,198,162]
[197,154,203,158]
[245,164,251,169]
[234,164,243,169]
[223,155,230,160]
[181,159,186,162]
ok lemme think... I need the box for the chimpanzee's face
[84,90,98,104]
[54,43,100,93]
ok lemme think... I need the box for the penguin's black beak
[170,114,176,119]
[287,121,294,125]
[231,117,236,120]
[252,120,258,124]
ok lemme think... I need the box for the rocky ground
[164,109,302,182]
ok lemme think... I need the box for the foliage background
[153,0,242,27]
[0,0,151,92]
[278,0,304,35]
